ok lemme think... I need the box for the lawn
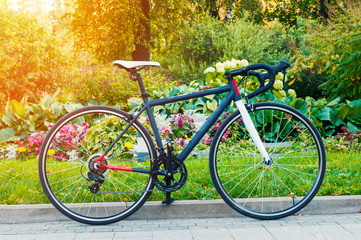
[0,150,360,205]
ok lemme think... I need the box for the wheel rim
[39,108,154,223]
[212,104,325,217]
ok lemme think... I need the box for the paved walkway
[0,214,361,240]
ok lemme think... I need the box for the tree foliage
[71,0,143,61]
[0,4,65,111]
[71,0,193,62]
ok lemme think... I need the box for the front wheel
[209,102,326,220]
[39,106,156,225]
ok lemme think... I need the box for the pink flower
[204,135,212,143]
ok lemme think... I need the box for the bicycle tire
[39,106,156,225]
[209,102,326,220]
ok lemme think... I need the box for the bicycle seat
[113,60,160,72]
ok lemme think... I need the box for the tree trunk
[319,0,330,21]
[132,0,150,61]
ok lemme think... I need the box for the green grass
[0,151,360,204]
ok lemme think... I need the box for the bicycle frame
[97,72,270,174]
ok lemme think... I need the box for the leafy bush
[154,14,229,82]
[221,19,291,65]
[155,14,292,83]
[64,64,168,110]
[81,116,134,159]
[0,92,83,142]
[324,126,361,152]
[290,2,361,101]
[256,93,361,137]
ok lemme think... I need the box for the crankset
[152,157,187,192]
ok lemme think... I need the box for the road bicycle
[38,60,326,225]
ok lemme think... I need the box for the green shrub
[256,93,361,137]
[221,19,291,65]
[290,2,361,101]
[154,14,292,84]
[0,92,83,141]
[64,63,168,110]
[154,14,229,82]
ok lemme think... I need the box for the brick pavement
[0,214,361,240]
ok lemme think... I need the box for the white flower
[216,67,225,73]
[238,59,249,67]
[223,60,232,69]
[273,80,283,90]
[4,144,17,159]
[288,89,297,98]
[215,62,224,69]
[276,72,284,81]
[279,90,287,98]
[204,67,215,74]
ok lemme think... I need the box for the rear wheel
[38,106,155,225]
[210,102,326,220]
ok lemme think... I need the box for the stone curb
[0,195,360,224]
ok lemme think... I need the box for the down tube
[177,92,235,161]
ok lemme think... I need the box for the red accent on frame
[96,153,106,163]
[232,80,240,95]
[99,164,133,172]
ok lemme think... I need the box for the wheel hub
[263,157,273,166]
[88,154,108,175]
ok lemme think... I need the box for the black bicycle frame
[101,76,239,167]
[148,84,236,161]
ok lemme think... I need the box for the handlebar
[225,60,290,99]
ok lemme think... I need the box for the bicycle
[38,60,326,225]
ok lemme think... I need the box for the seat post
[132,72,149,102]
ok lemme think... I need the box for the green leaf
[204,95,214,100]
[64,103,83,113]
[10,100,26,118]
[320,107,336,124]
[2,113,15,126]
[50,102,64,118]
[347,122,358,134]
[206,99,218,112]
[0,128,16,141]
[40,95,53,109]
[291,99,307,114]
[349,99,361,108]
[337,104,350,120]
[326,97,340,107]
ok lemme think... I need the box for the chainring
[152,158,187,192]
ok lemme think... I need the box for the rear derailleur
[85,154,108,194]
